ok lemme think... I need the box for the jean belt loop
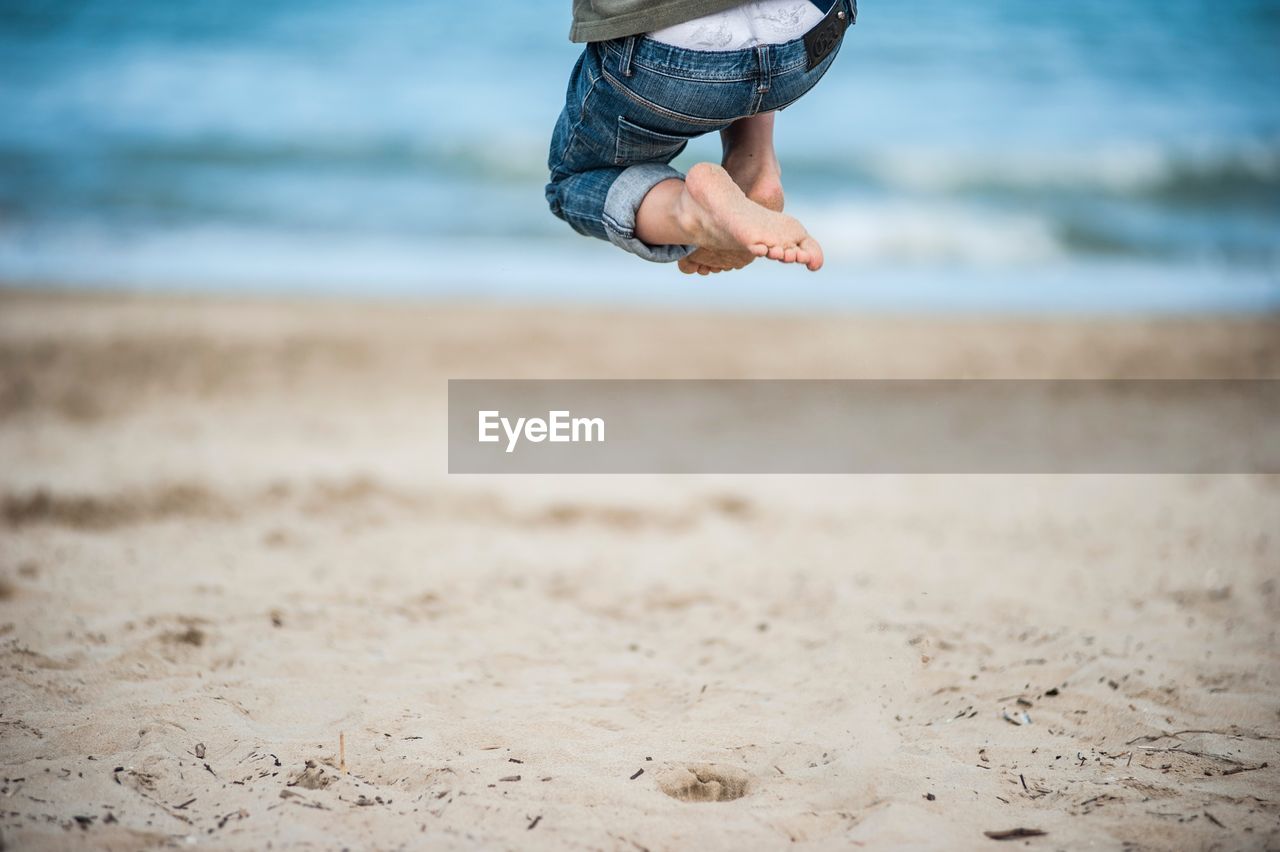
[621,35,637,77]
[845,0,857,25]
[756,45,771,94]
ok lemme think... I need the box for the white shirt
[649,1,825,51]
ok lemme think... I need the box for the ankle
[724,149,780,176]
[635,177,701,246]
[672,184,707,241]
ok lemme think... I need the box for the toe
[800,237,824,271]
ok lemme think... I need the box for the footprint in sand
[656,764,752,802]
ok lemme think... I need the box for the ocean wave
[98,135,551,183]
[133,137,1280,214]
[796,199,1280,268]
[792,201,1065,266]
[788,142,1280,208]
[16,131,1278,210]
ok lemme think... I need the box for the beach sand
[1,289,1278,850]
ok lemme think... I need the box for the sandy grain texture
[1,290,1278,850]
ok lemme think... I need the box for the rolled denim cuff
[602,163,695,263]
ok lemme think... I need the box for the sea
[1,0,1278,312]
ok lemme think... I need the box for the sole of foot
[679,163,822,273]
[679,165,784,275]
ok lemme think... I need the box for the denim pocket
[614,116,690,166]
[599,48,744,128]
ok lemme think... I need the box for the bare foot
[676,163,822,271]
[679,115,788,275]
[678,162,784,274]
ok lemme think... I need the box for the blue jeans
[545,0,852,262]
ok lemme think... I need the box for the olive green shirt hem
[569,0,753,42]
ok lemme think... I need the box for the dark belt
[804,0,855,70]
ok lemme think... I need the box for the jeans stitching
[630,62,757,83]
[577,65,602,123]
[600,67,736,128]
[601,211,630,239]
[614,116,690,165]
[601,42,759,82]
[602,37,833,81]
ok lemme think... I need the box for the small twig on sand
[339,732,347,774]
[1136,747,1245,765]
[1221,762,1269,776]
[984,828,1046,841]
[1126,728,1280,746]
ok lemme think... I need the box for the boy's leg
[679,112,787,275]
[634,162,823,271]
[547,41,827,270]
[546,49,696,264]
[721,112,785,213]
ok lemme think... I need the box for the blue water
[1,0,1278,312]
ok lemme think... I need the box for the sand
[1,289,1278,850]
